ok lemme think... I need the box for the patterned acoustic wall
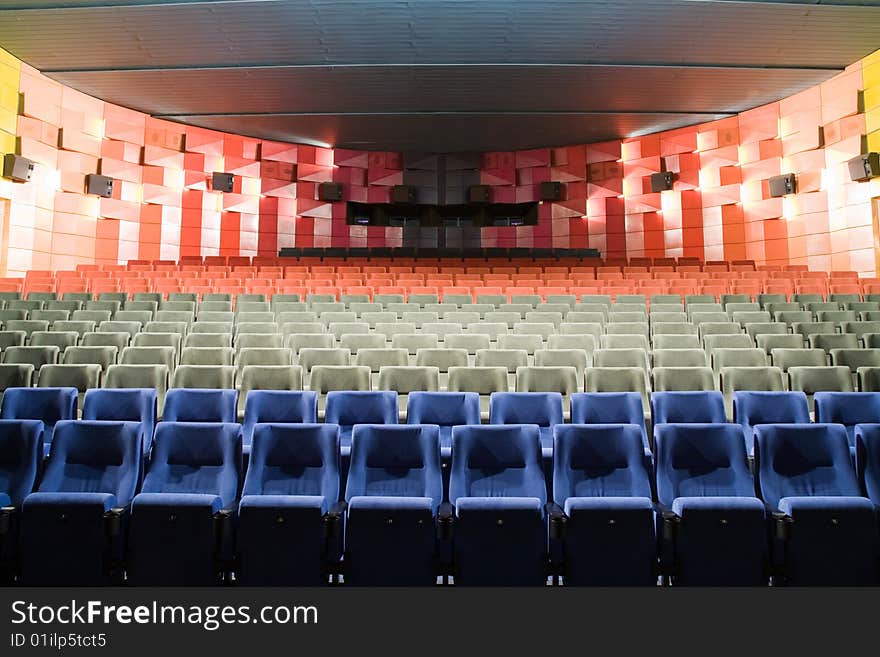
[0,47,878,275]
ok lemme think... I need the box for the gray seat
[444,333,491,355]
[466,322,509,341]
[180,347,235,366]
[354,348,409,373]
[236,347,293,371]
[584,367,649,413]
[338,334,387,354]
[234,312,275,325]
[308,365,371,393]
[486,311,525,329]
[52,320,97,338]
[600,334,650,351]
[755,334,805,354]
[71,310,112,324]
[651,334,701,350]
[652,349,708,368]
[594,348,650,376]
[198,301,234,313]
[189,321,233,334]
[3,346,59,382]
[744,322,788,340]
[651,323,698,336]
[237,365,304,416]
[703,334,755,352]
[422,323,464,341]
[513,322,555,340]
[286,333,335,354]
[770,348,827,371]
[29,309,70,326]
[297,348,351,371]
[808,332,860,354]
[711,348,768,373]
[843,321,880,342]
[496,334,544,355]
[38,364,101,407]
[0,364,35,397]
[144,321,188,336]
[447,366,509,417]
[534,349,590,384]
[114,310,153,326]
[81,331,130,353]
[5,320,49,341]
[0,331,26,351]
[720,366,785,419]
[121,346,177,372]
[47,300,83,312]
[235,322,278,335]
[858,367,880,392]
[30,331,78,352]
[281,322,326,336]
[547,333,597,354]
[236,301,271,314]
[515,366,579,402]
[234,333,284,351]
[172,364,236,389]
[791,322,836,340]
[377,366,440,394]
[698,323,742,340]
[197,311,234,324]
[183,333,233,349]
[651,367,716,392]
[416,348,469,372]
[788,366,854,411]
[391,334,439,355]
[103,366,170,397]
[123,301,158,316]
[62,345,118,371]
[475,348,529,374]
[327,322,370,340]
[830,348,880,373]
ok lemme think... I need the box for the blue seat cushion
[672,496,766,517]
[564,496,654,516]
[133,492,223,514]
[23,491,116,512]
[239,494,327,514]
[779,495,877,517]
[348,495,434,515]
[0,492,10,507]
[456,496,544,518]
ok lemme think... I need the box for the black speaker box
[847,153,879,182]
[768,173,796,197]
[539,181,565,201]
[318,182,344,201]
[468,185,491,203]
[211,172,235,193]
[85,174,114,198]
[2,153,35,183]
[650,171,674,192]
[392,185,417,204]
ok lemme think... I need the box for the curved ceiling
[0,0,878,152]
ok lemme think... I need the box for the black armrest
[104,507,127,537]
[324,501,347,537]
[546,502,567,540]
[655,504,679,541]
[0,506,16,536]
[437,502,454,540]
[771,511,791,541]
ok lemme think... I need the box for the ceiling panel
[0,0,877,152]
[49,65,833,116]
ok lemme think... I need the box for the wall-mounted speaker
[211,172,235,193]
[768,173,797,197]
[468,185,491,203]
[2,153,35,183]
[318,182,344,201]
[539,181,565,201]
[650,171,675,192]
[392,185,417,204]
[85,174,114,198]
[847,153,879,182]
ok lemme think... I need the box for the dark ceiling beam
[1,0,877,8]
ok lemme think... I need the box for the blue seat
[490,392,563,456]
[237,423,340,586]
[19,420,142,585]
[651,391,726,425]
[655,423,767,585]
[0,420,44,581]
[240,390,318,451]
[755,423,879,585]
[552,424,656,585]
[733,391,810,456]
[127,422,242,586]
[82,388,157,455]
[449,424,547,585]
[815,392,880,450]
[406,391,480,459]
[571,392,649,451]
[345,424,442,585]
[324,391,398,454]
[162,388,238,423]
[0,387,77,454]
[856,424,880,506]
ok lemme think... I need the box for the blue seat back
[755,423,860,509]
[406,391,480,428]
[856,424,880,504]
[571,392,648,448]
[324,391,398,427]
[489,392,563,428]
[242,423,339,509]
[655,423,755,506]
[38,420,141,506]
[815,392,880,430]
[552,424,652,505]
[651,391,726,424]
[143,422,241,508]
[346,424,442,508]
[162,388,238,423]
[0,419,43,506]
[449,424,545,504]
[82,388,157,452]
[0,387,77,431]
[241,390,318,443]
[733,391,810,429]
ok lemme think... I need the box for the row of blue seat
[4,387,880,458]
[1,419,879,585]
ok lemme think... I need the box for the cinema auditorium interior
[0,0,878,588]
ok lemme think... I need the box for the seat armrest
[771,510,791,541]
[438,502,454,540]
[105,506,128,537]
[546,502,567,540]
[0,506,16,536]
